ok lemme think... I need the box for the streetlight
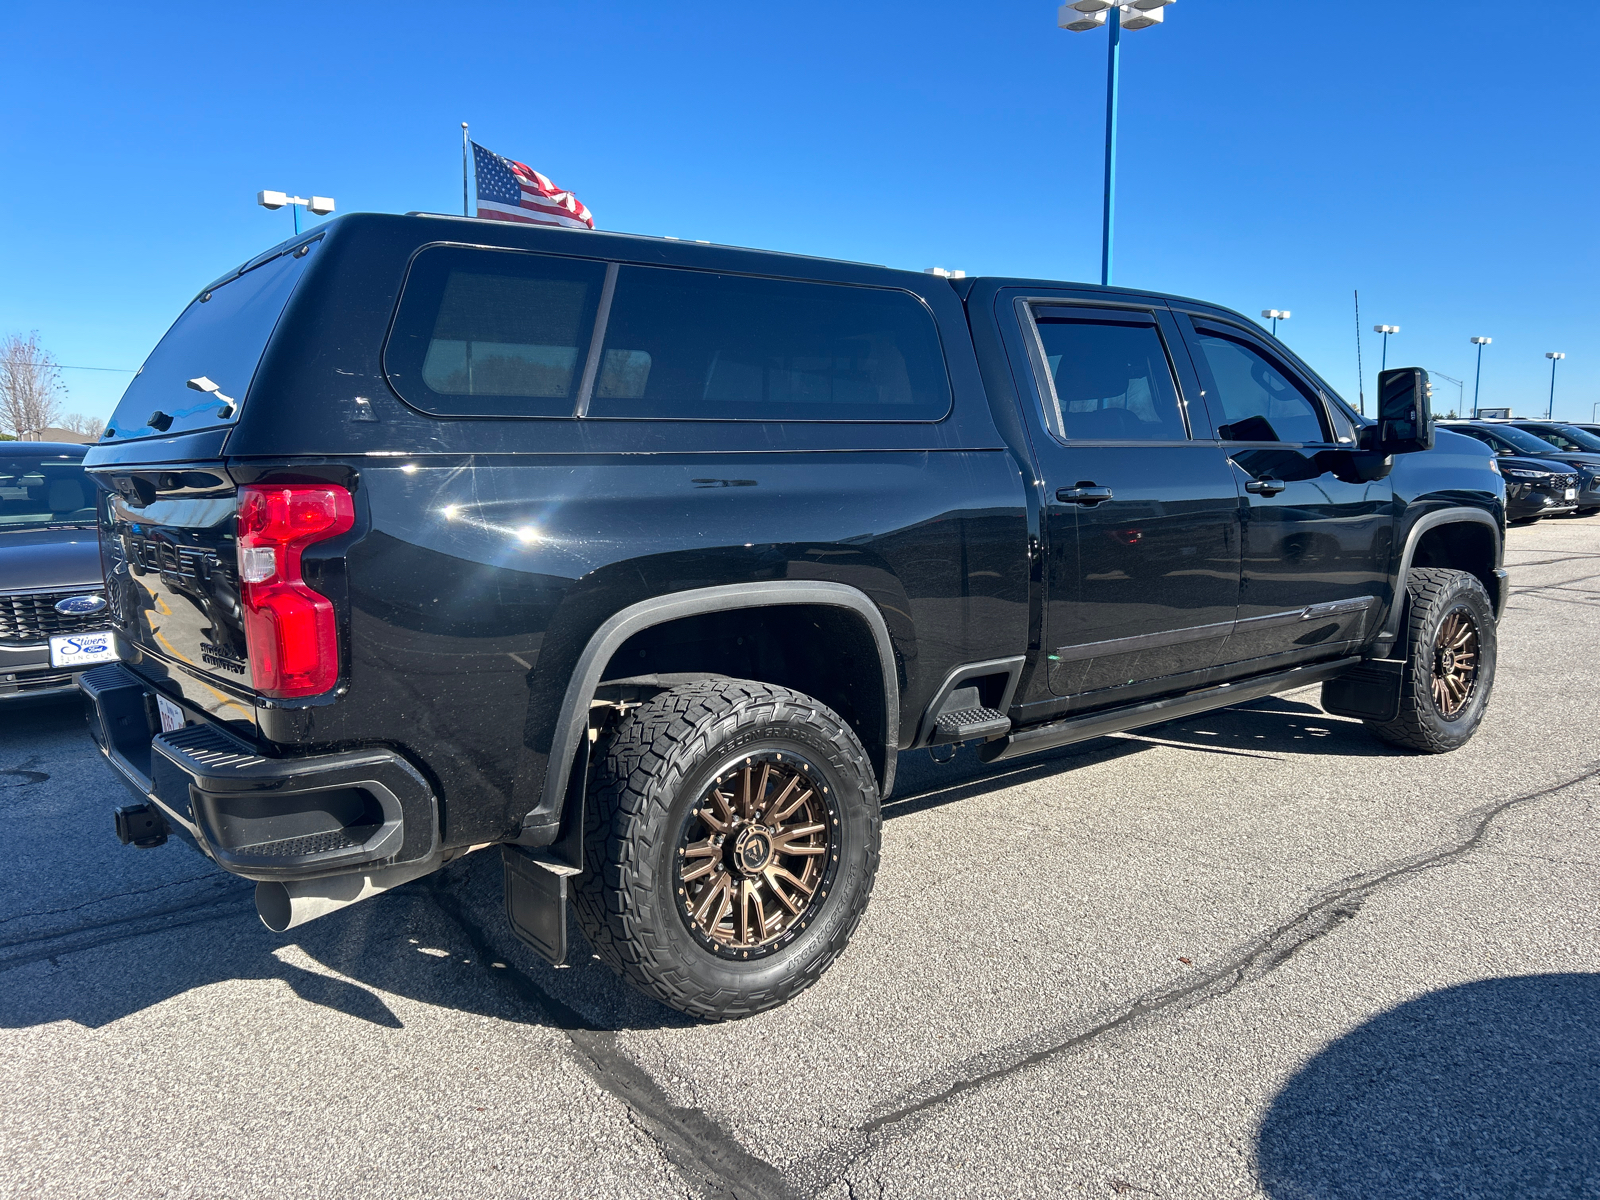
[1261,309,1290,338]
[1545,352,1566,420]
[1431,369,1466,417]
[1369,324,1395,371]
[257,190,336,236]
[1470,336,1491,418]
[1057,0,1179,286]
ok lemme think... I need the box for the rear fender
[520,581,900,852]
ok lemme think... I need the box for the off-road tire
[1365,567,1497,753]
[571,679,881,1020]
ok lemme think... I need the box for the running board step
[978,656,1361,764]
[934,706,1011,743]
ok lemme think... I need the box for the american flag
[472,142,594,230]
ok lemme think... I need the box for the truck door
[1177,314,1394,674]
[1012,299,1242,702]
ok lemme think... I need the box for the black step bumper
[79,663,438,882]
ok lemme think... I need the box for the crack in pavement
[0,872,232,928]
[787,758,1600,1192]
[0,892,255,971]
[424,876,798,1200]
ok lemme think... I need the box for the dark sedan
[1437,421,1600,517]
[0,443,114,698]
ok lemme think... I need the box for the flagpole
[461,122,470,217]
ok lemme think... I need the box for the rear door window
[106,244,314,442]
[586,266,951,422]
[1027,307,1188,441]
[1187,322,1330,444]
[385,246,608,417]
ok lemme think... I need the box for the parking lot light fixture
[1545,352,1566,420]
[1471,336,1492,418]
[257,190,336,235]
[1058,0,1179,287]
[1374,325,1400,372]
[1261,309,1290,337]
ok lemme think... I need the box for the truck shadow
[0,689,1405,1038]
[1138,696,1402,760]
[0,858,696,1034]
[1256,973,1600,1197]
[885,694,1403,821]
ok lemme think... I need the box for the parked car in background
[1569,424,1600,439]
[0,443,115,699]
[1501,421,1600,516]
[1437,421,1594,520]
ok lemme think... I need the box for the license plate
[155,693,185,733]
[49,630,118,668]
[1566,488,1577,500]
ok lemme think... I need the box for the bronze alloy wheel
[1431,605,1481,719]
[676,752,840,960]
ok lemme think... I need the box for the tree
[60,412,107,438]
[0,333,65,440]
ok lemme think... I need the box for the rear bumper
[79,663,438,882]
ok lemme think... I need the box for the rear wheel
[1365,567,1496,753]
[572,679,881,1020]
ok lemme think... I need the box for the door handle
[1057,485,1114,505]
[1245,477,1286,496]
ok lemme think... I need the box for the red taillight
[236,484,354,698]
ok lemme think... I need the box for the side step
[935,705,1011,742]
[930,685,1012,744]
[978,656,1361,764]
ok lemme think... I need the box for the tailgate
[99,465,257,735]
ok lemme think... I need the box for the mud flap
[503,847,580,965]
[1320,658,1405,723]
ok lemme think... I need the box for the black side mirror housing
[1376,367,1434,454]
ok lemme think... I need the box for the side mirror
[1377,367,1434,454]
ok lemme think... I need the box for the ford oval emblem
[55,594,108,616]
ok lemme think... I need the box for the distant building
[1476,408,1513,419]
[24,427,98,444]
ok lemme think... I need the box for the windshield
[0,453,93,530]
[105,241,315,442]
[1529,424,1600,452]
[1487,425,1565,455]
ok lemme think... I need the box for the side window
[1448,426,1503,452]
[587,266,951,421]
[385,246,607,417]
[1190,325,1329,444]
[1028,309,1187,441]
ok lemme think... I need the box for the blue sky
[3,1,1596,424]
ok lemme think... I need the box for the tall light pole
[1262,309,1290,338]
[1545,352,1566,420]
[257,190,336,235]
[1470,336,1491,418]
[1058,0,1178,286]
[1374,325,1400,371]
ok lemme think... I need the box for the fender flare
[1382,508,1503,641]
[535,581,901,831]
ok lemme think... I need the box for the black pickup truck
[80,214,1505,1019]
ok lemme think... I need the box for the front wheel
[1365,567,1497,753]
[572,679,881,1020]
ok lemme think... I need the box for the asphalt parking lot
[3,518,1598,1200]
